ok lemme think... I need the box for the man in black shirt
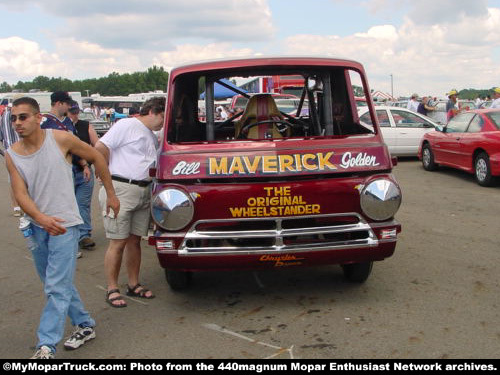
[68,101,99,250]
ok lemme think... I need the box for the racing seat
[235,94,290,139]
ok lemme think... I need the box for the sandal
[106,289,127,308]
[126,283,155,299]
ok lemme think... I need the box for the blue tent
[200,78,247,100]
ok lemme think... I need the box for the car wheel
[341,262,373,283]
[422,144,438,171]
[165,269,192,291]
[474,152,493,187]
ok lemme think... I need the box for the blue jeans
[31,225,95,353]
[74,167,94,241]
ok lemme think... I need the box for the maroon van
[149,57,402,290]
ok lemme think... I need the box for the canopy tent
[200,78,247,100]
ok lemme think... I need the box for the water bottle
[19,216,37,252]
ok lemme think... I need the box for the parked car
[457,100,477,111]
[78,112,110,136]
[426,100,448,125]
[418,109,500,186]
[274,98,309,117]
[150,57,402,290]
[230,93,297,112]
[359,106,439,156]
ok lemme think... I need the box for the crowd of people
[405,87,500,123]
[0,91,165,359]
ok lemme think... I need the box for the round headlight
[152,188,194,231]
[360,179,402,221]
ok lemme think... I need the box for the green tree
[1,66,170,96]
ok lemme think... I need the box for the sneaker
[64,326,96,350]
[13,207,22,217]
[79,237,96,249]
[31,345,54,359]
[77,251,83,259]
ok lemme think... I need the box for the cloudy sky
[0,0,499,97]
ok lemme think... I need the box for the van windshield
[168,67,374,143]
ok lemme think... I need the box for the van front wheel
[165,269,192,291]
[341,262,373,283]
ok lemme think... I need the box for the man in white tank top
[5,97,120,359]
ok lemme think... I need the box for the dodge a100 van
[149,57,402,290]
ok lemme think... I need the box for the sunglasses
[10,113,38,122]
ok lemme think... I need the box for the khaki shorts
[99,180,151,239]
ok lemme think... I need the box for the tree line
[0,66,169,96]
[0,67,495,100]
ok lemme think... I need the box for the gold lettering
[317,152,336,170]
[294,154,302,171]
[262,155,278,173]
[209,157,228,175]
[229,157,245,174]
[243,155,261,174]
[279,154,296,172]
[302,154,317,170]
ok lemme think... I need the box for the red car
[150,57,402,290]
[418,109,500,186]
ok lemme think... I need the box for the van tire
[342,262,373,283]
[165,269,192,291]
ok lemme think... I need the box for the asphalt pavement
[0,158,498,359]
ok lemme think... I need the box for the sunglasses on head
[11,113,37,122]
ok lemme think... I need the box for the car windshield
[487,112,500,129]
[78,112,97,121]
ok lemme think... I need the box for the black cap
[69,100,80,112]
[51,91,72,104]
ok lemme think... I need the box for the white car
[359,106,439,156]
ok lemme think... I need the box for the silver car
[359,106,439,156]
[78,112,110,136]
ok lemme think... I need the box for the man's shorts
[99,180,151,239]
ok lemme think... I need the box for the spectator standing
[5,97,119,359]
[41,92,95,252]
[0,104,22,216]
[95,96,166,308]
[446,89,460,121]
[417,96,436,116]
[68,101,99,250]
[407,94,419,112]
[216,105,228,120]
[490,87,500,109]
[475,95,484,108]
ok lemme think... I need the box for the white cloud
[0,37,67,82]
[3,0,275,50]
[284,6,500,97]
[152,43,257,70]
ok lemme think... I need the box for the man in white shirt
[406,94,419,112]
[95,96,165,307]
[491,87,500,109]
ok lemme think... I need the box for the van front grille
[178,213,377,255]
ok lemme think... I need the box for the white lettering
[340,152,380,169]
[172,161,200,176]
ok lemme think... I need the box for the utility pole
[390,74,394,99]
